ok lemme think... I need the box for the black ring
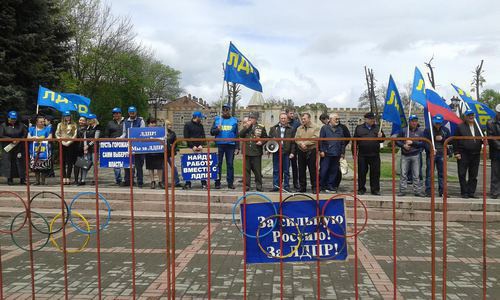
[10,211,50,252]
[279,193,321,239]
[29,191,69,235]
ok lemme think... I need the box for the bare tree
[424,56,436,89]
[364,66,380,122]
[471,59,485,101]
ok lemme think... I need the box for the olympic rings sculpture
[0,191,111,253]
[232,192,367,260]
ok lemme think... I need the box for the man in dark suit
[454,109,483,198]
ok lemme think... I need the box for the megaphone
[265,140,279,153]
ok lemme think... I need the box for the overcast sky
[109,0,500,107]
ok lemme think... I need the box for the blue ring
[69,192,111,234]
[232,192,277,239]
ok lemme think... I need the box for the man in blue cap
[423,114,450,197]
[183,111,207,189]
[0,111,28,185]
[454,109,482,198]
[121,106,146,188]
[396,114,425,197]
[487,104,500,198]
[105,107,124,185]
[210,104,239,189]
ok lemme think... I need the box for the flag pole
[219,62,226,127]
[427,110,436,152]
[457,98,484,137]
[406,100,413,138]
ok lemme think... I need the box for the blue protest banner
[128,127,165,154]
[99,141,130,168]
[181,153,218,181]
[37,86,77,112]
[241,199,347,264]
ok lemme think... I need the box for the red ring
[0,191,28,234]
[320,193,368,238]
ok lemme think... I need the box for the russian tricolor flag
[425,89,463,124]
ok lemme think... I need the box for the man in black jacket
[454,109,482,198]
[183,111,207,189]
[353,112,385,195]
[104,107,124,185]
[268,112,295,192]
[334,118,351,191]
[487,105,500,198]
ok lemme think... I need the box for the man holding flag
[454,109,483,198]
[423,114,450,197]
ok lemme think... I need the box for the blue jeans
[425,153,444,194]
[113,168,122,183]
[124,154,144,185]
[320,156,340,189]
[216,144,236,185]
[272,152,290,189]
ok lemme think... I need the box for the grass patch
[219,156,272,176]
[380,161,458,181]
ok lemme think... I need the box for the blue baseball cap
[62,111,71,117]
[87,113,97,120]
[112,107,122,114]
[464,109,474,116]
[432,114,444,124]
[408,114,418,121]
[128,106,137,113]
[7,111,18,119]
[222,104,231,109]
[192,111,205,118]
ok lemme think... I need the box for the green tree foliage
[0,0,72,115]
[58,0,182,123]
[481,89,500,108]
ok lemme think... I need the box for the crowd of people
[1,104,500,199]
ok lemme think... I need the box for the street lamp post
[148,97,168,120]
[450,96,461,112]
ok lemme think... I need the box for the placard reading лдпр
[241,199,348,264]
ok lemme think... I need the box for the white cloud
[109,0,500,107]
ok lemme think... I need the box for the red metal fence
[0,136,495,299]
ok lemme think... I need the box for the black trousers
[457,153,480,196]
[358,155,381,193]
[245,155,262,190]
[297,149,317,192]
[491,158,500,197]
[333,169,342,189]
[290,155,299,188]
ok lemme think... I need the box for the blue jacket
[120,117,145,138]
[396,126,424,156]
[210,115,239,147]
[319,124,345,156]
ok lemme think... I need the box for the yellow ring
[49,211,90,253]
[256,214,302,259]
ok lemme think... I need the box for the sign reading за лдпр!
[241,199,347,264]
[181,153,218,181]
[99,141,130,168]
[129,127,165,154]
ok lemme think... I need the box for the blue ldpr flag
[37,86,77,112]
[61,93,92,116]
[451,84,495,129]
[411,67,427,107]
[382,76,407,135]
[224,42,263,92]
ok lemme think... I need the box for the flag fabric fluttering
[451,83,495,129]
[425,89,463,124]
[224,42,263,92]
[61,93,92,116]
[382,75,407,135]
[37,86,77,112]
[411,67,427,107]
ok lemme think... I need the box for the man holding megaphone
[268,112,295,192]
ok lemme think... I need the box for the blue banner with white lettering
[224,42,263,92]
[61,93,92,116]
[242,199,347,264]
[99,141,130,168]
[382,75,407,135]
[181,153,218,181]
[129,127,165,154]
[37,86,77,112]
